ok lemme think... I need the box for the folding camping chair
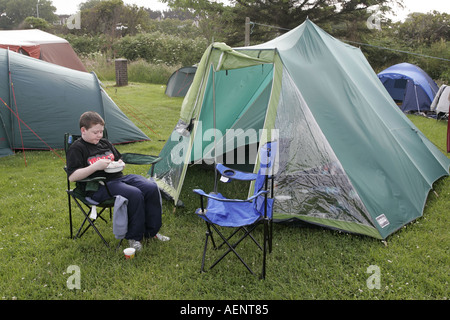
[193,142,276,279]
[64,132,161,248]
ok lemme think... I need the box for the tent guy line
[248,20,449,62]
[343,39,450,62]
[0,95,64,164]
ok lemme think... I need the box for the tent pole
[1,49,13,152]
[7,49,27,165]
[212,66,218,192]
[6,49,14,149]
[414,85,420,112]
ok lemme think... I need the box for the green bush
[70,31,207,85]
[63,34,109,56]
[62,32,207,67]
[114,32,207,66]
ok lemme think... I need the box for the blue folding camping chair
[193,142,276,279]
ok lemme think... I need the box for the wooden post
[115,59,128,87]
[245,17,250,46]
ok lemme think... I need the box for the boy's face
[81,123,104,145]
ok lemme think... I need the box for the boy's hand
[93,158,112,171]
[68,158,112,182]
[118,159,126,167]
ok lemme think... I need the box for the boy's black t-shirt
[66,137,123,192]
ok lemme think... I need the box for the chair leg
[261,219,269,280]
[201,222,218,273]
[201,218,271,278]
[201,230,211,273]
[116,239,124,251]
[79,214,110,248]
[208,223,256,275]
[67,193,73,239]
[71,197,110,248]
[269,219,273,253]
[76,215,89,239]
[206,222,216,249]
[245,226,263,251]
[216,227,241,250]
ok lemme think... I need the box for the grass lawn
[0,82,448,302]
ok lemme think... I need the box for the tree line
[0,0,448,82]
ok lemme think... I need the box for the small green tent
[152,20,450,239]
[165,66,197,97]
[0,49,149,157]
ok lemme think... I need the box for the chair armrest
[121,153,161,165]
[77,176,107,183]
[193,189,268,203]
[64,166,106,183]
[64,167,111,196]
[216,163,258,181]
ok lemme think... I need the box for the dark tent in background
[0,49,149,157]
[377,63,439,113]
[0,29,87,72]
[165,66,197,97]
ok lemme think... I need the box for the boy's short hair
[79,111,105,129]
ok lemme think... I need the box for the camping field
[0,82,448,302]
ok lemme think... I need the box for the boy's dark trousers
[91,174,162,241]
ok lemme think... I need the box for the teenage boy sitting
[66,111,169,250]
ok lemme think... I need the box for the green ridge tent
[0,49,149,157]
[152,20,450,239]
[165,66,197,97]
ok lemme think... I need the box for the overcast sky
[51,0,449,21]
[52,0,168,14]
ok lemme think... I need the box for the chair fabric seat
[70,187,115,207]
[196,192,273,227]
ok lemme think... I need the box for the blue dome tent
[378,63,439,112]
